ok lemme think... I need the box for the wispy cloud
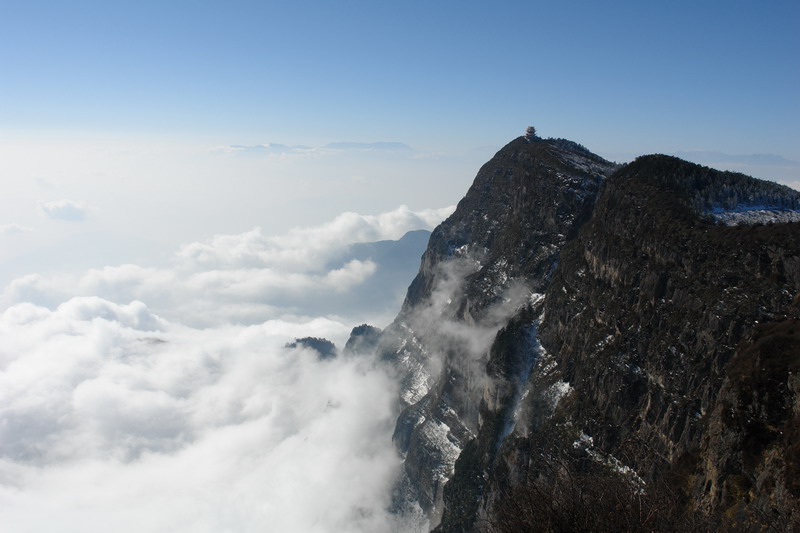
[218,143,314,155]
[215,141,416,158]
[38,199,90,221]
[0,223,33,236]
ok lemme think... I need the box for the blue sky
[2,0,798,154]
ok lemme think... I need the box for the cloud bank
[0,299,402,532]
[0,205,451,532]
[2,205,452,326]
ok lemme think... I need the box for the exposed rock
[380,136,618,528]
[383,139,800,531]
[285,337,337,360]
[523,155,800,530]
[343,324,383,356]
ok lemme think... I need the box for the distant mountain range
[318,229,430,318]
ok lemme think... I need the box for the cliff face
[529,155,800,528]
[377,136,618,526]
[371,137,800,531]
[401,137,614,314]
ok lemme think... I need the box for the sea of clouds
[0,205,451,533]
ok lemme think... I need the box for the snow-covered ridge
[709,205,800,226]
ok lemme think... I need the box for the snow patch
[573,432,594,449]
[588,450,646,492]
[421,419,462,482]
[554,150,613,178]
[545,380,572,408]
[710,205,800,226]
[400,360,430,405]
[529,293,545,306]
[573,430,645,490]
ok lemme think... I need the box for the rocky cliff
[367,134,800,531]
[375,134,618,527]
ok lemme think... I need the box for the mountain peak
[382,133,800,531]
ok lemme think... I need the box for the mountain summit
[360,133,800,531]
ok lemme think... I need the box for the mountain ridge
[376,135,619,527]
[357,133,800,531]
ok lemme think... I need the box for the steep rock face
[403,137,614,314]
[383,142,800,531]
[379,136,618,526]
[285,337,337,360]
[527,155,800,526]
[439,155,800,530]
[343,324,382,356]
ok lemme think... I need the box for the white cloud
[2,205,452,326]
[39,199,90,221]
[0,298,405,532]
[0,224,33,236]
[176,205,452,273]
[0,205,451,531]
[214,143,316,157]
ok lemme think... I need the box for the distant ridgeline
[622,154,800,225]
[338,128,800,531]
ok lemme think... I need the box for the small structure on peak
[524,126,538,141]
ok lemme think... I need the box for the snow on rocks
[421,418,463,482]
[711,206,800,226]
[544,380,572,408]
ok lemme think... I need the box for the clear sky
[2,0,798,154]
